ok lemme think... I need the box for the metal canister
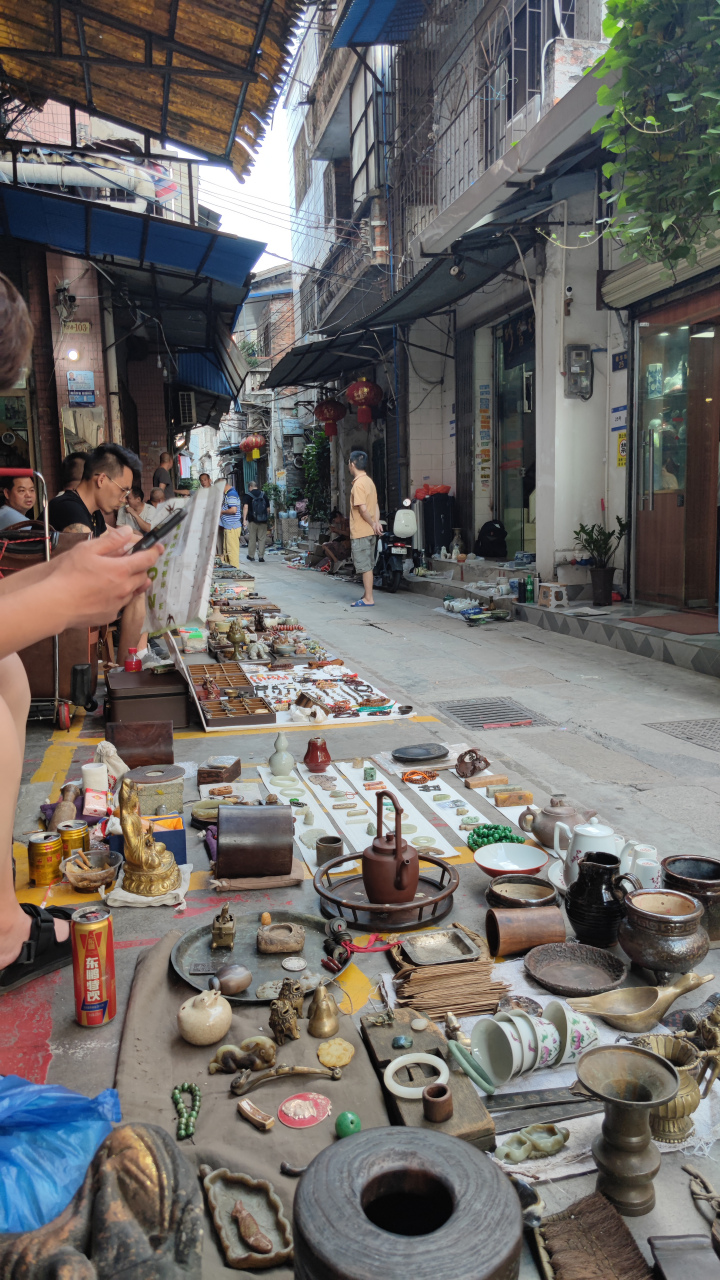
[27,830,63,886]
[58,819,90,856]
[71,905,116,1027]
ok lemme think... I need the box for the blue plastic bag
[0,1075,121,1233]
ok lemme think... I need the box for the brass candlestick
[576,1045,679,1216]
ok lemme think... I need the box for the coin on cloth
[317,1038,355,1069]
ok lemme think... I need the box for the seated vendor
[117,485,155,535]
[48,444,148,663]
[0,474,35,530]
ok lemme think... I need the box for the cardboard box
[108,813,187,865]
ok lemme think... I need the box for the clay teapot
[362,790,419,905]
[518,793,595,849]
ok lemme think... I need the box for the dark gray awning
[263,330,391,389]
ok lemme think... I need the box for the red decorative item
[345,377,383,429]
[314,398,346,425]
[277,1092,332,1128]
[303,737,332,773]
[323,421,338,439]
[239,434,265,454]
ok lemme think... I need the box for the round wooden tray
[170,909,349,1002]
[524,940,628,996]
[313,852,459,931]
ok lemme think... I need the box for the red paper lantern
[323,421,338,439]
[314,398,346,426]
[239,434,265,453]
[345,376,383,427]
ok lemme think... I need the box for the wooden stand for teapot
[313,853,458,930]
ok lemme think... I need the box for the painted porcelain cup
[526,1015,561,1070]
[495,1012,537,1074]
[544,1000,598,1065]
[471,1017,519,1086]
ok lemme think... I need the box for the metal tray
[400,927,481,966]
[170,909,348,1002]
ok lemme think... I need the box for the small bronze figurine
[211,902,236,951]
[278,976,304,1019]
[676,1002,720,1096]
[269,998,300,1046]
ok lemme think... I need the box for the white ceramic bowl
[544,1000,598,1065]
[526,1015,562,1070]
[495,1012,537,1074]
[471,1017,518,1085]
[473,843,548,877]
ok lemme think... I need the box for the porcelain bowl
[495,1012,537,1074]
[471,1017,519,1085]
[472,843,548,878]
[525,1015,562,1070]
[544,999,598,1065]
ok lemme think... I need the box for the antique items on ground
[576,1045,680,1216]
[119,777,182,897]
[199,1166,294,1270]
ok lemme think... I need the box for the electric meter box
[564,344,592,398]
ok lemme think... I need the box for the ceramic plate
[547,860,568,896]
[473,843,548,877]
[524,941,628,996]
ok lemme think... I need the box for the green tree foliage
[302,432,331,520]
[595,0,720,269]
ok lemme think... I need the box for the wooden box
[105,669,190,728]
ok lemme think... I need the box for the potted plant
[573,517,629,606]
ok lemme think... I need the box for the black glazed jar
[566,852,641,949]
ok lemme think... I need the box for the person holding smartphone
[48,444,148,663]
[0,271,164,993]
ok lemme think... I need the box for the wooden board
[361,1008,495,1150]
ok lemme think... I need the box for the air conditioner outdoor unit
[179,391,196,427]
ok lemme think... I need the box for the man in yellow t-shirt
[348,449,382,607]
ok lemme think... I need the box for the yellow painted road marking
[30,712,86,799]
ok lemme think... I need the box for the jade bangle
[383,1052,450,1100]
[447,1038,496,1095]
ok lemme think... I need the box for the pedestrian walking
[348,450,382,607]
[220,477,243,567]
[243,481,269,562]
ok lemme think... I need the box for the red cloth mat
[622,613,719,635]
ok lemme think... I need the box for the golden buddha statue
[119,778,181,897]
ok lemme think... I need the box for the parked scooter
[374,499,421,593]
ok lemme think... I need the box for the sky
[198,110,293,273]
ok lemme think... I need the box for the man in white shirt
[0,474,35,530]
[116,486,156,534]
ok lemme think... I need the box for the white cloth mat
[256,765,357,874]
[334,762,462,859]
[102,862,192,907]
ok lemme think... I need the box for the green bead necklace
[171,1082,201,1141]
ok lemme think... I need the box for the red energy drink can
[71,905,116,1026]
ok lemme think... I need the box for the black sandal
[0,904,74,994]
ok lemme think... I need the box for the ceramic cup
[495,1012,537,1074]
[544,1000,598,1065]
[471,1017,521,1085]
[634,857,663,890]
[525,1015,562,1070]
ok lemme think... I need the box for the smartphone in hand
[130,507,187,553]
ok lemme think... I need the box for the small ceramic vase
[268,732,294,777]
[304,738,332,774]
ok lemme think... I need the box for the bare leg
[117,596,146,663]
[362,569,374,604]
[0,655,69,968]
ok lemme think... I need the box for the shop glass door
[0,388,32,471]
[635,314,720,607]
[496,311,536,558]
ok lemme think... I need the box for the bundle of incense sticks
[393,958,509,1017]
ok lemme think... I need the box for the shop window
[323,164,334,227]
[350,62,380,211]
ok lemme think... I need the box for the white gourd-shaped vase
[269,732,295,777]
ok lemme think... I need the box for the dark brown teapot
[362,790,419,905]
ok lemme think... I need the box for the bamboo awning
[0,0,303,176]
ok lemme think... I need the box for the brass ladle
[568,972,714,1033]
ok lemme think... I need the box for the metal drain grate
[645,718,720,752]
[437,697,555,730]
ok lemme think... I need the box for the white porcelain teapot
[553,816,639,888]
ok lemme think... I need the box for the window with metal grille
[323,163,334,227]
[178,391,196,427]
[293,131,310,209]
[299,274,317,336]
